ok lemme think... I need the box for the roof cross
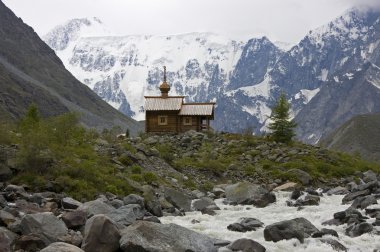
[163,66,167,82]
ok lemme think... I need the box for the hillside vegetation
[0,110,379,200]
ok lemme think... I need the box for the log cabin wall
[146,110,180,133]
[179,116,200,132]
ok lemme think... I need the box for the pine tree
[268,93,297,143]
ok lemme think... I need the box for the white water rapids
[160,192,380,252]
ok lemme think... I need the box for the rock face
[263,217,319,243]
[41,242,85,252]
[345,222,373,237]
[20,212,68,245]
[120,221,219,252]
[225,182,275,207]
[81,214,121,252]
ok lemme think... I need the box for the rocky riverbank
[0,168,378,251]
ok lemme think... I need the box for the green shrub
[131,164,143,174]
[156,144,174,163]
[129,174,143,183]
[143,172,158,184]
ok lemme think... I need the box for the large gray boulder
[62,210,87,229]
[227,218,264,232]
[192,197,220,211]
[264,217,319,243]
[20,212,68,245]
[225,182,275,207]
[143,186,163,217]
[287,169,312,185]
[62,197,83,210]
[0,232,11,252]
[120,221,220,252]
[41,242,84,252]
[81,214,120,252]
[164,187,192,211]
[79,199,115,217]
[345,222,373,237]
[106,204,145,227]
[123,194,144,208]
[227,238,266,252]
[342,190,370,204]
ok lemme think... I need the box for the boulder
[81,214,120,252]
[287,169,312,185]
[273,182,298,191]
[263,217,319,243]
[0,210,17,226]
[345,222,373,237]
[20,212,68,245]
[59,230,83,247]
[227,218,264,232]
[225,182,275,207]
[350,195,377,209]
[14,234,46,251]
[120,221,220,252]
[164,187,192,212]
[41,242,85,252]
[290,190,302,200]
[123,194,144,208]
[143,186,163,217]
[311,228,339,238]
[342,190,370,204]
[106,204,145,227]
[320,238,347,252]
[227,238,266,252]
[0,227,18,246]
[62,210,87,229]
[294,194,320,206]
[192,197,220,211]
[326,186,349,195]
[0,232,11,252]
[362,170,378,183]
[62,197,82,210]
[79,199,115,217]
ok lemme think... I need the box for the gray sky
[2,0,378,44]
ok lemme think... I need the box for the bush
[143,172,158,184]
[129,174,143,183]
[131,164,143,174]
[156,144,174,163]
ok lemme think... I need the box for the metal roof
[179,104,214,116]
[144,97,183,111]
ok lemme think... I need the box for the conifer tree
[268,93,297,143]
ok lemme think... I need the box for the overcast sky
[2,0,379,44]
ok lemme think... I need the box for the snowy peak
[43,17,110,51]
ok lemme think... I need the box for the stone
[106,204,145,227]
[143,186,163,217]
[287,169,312,185]
[14,234,46,251]
[120,221,219,252]
[227,238,266,252]
[290,190,302,200]
[123,194,145,208]
[311,228,339,238]
[342,190,370,204]
[20,212,68,245]
[294,194,320,206]
[79,199,115,217]
[108,199,124,209]
[225,182,276,207]
[143,216,161,223]
[350,195,377,209]
[346,222,373,237]
[62,197,83,210]
[212,187,225,198]
[326,186,349,195]
[273,182,298,191]
[0,210,17,226]
[192,197,219,211]
[0,232,11,252]
[263,217,319,243]
[0,226,18,246]
[164,187,192,212]
[227,218,264,232]
[362,170,378,183]
[59,230,83,247]
[62,210,87,229]
[41,242,85,252]
[81,214,120,252]
[320,238,347,251]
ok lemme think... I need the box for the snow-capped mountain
[44,8,380,143]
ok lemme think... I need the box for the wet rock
[142,216,161,223]
[346,222,373,237]
[227,218,264,232]
[20,212,68,245]
[263,217,319,243]
[342,190,370,204]
[62,210,87,229]
[201,206,218,216]
[350,195,377,209]
[212,187,225,198]
[320,238,347,251]
[362,170,378,183]
[225,182,275,207]
[287,169,312,185]
[106,204,145,228]
[311,228,339,238]
[62,197,82,210]
[192,197,219,211]
[227,238,266,252]
[81,214,120,252]
[294,194,320,206]
[41,242,85,252]
[356,181,378,192]
[290,189,302,200]
[164,187,192,212]
[331,208,367,226]
[120,221,220,252]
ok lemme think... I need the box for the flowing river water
[160,192,380,252]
